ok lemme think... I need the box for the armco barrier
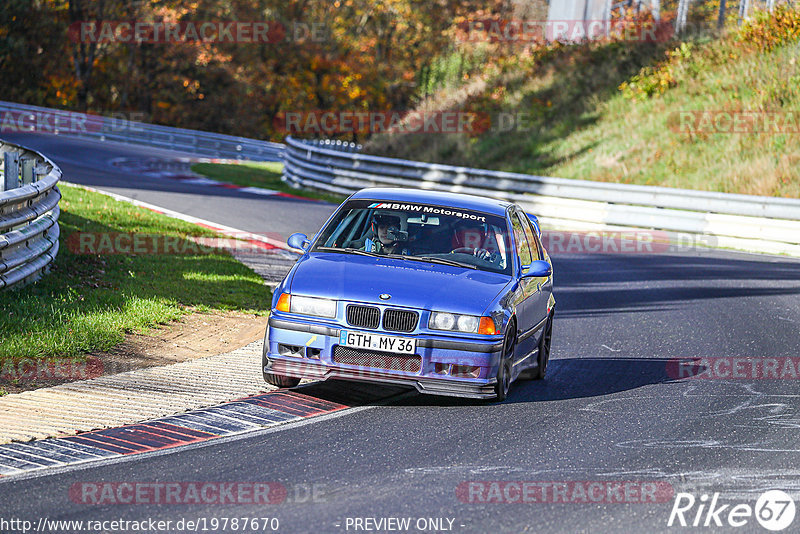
[3,99,798,259]
[0,139,61,290]
[283,136,800,257]
[0,101,284,162]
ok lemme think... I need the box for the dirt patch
[0,310,267,395]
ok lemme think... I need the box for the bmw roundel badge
[379,294,391,300]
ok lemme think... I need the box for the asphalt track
[1,132,333,240]
[2,132,800,533]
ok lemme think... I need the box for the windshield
[312,199,512,275]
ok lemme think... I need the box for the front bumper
[264,316,504,399]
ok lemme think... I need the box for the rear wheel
[533,312,553,380]
[493,324,516,402]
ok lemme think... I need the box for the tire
[493,324,516,402]
[533,312,553,380]
[264,373,301,388]
[262,325,301,388]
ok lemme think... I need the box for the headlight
[429,312,480,333]
[277,294,337,318]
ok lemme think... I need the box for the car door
[521,210,551,325]
[510,210,539,360]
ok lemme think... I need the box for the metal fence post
[4,152,20,191]
[21,157,35,185]
[34,163,49,182]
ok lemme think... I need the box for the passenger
[362,213,411,255]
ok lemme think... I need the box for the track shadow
[553,254,800,286]
[552,253,800,318]
[294,379,413,406]
[290,357,684,408]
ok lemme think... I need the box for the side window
[324,210,368,247]
[511,212,533,267]
[521,215,541,261]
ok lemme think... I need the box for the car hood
[289,252,511,315]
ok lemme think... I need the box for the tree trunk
[738,0,751,25]
[675,0,690,34]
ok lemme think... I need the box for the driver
[452,219,493,260]
[362,213,411,255]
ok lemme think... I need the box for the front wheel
[262,325,301,388]
[264,373,301,388]
[494,326,516,402]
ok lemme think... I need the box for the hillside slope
[364,8,800,198]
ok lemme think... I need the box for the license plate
[339,330,416,355]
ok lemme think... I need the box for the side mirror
[522,260,552,278]
[287,232,311,251]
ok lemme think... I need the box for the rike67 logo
[668,490,796,531]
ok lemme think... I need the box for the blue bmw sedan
[263,188,554,401]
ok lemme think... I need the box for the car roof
[349,188,513,217]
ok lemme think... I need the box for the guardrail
[283,135,800,257]
[0,139,61,290]
[0,101,284,162]
[3,100,799,259]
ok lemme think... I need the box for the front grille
[346,304,380,329]
[383,309,419,333]
[333,346,421,373]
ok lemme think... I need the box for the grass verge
[0,184,270,367]
[191,161,346,204]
